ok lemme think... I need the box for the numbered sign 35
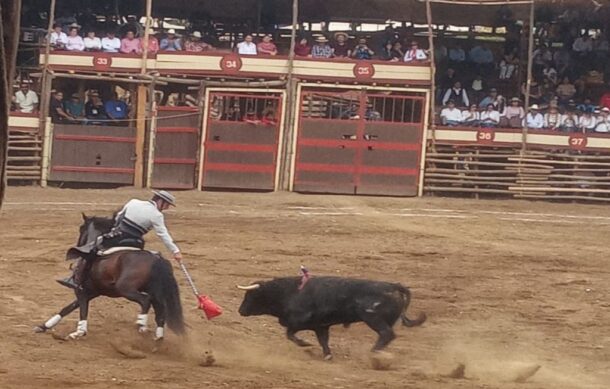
[353,62,374,79]
[220,54,243,73]
[92,55,112,70]
[476,128,495,144]
[568,133,587,150]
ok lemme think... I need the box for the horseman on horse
[58,190,183,290]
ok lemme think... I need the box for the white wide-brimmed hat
[167,28,176,34]
[193,31,202,38]
[530,104,540,110]
[153,190,176,206]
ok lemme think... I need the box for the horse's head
[78,213,115,246]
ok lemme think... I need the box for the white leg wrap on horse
[77,320,88,333]
[44,314,62,329]
[155,327,164,339]
[136,314,148,326]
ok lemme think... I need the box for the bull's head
[236,282,271,317]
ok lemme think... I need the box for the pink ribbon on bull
[298,265,310,291]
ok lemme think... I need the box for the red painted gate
[293,89,426,196]
[151,106,200,189]
[201,92,283,191]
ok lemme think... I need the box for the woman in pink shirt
[257,34,278,56]
[66,26,85,52]
[120,31,142,54]
[140,29,159,54]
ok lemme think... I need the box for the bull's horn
[237,284,261,291]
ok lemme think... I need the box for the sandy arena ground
[0,187,609,389]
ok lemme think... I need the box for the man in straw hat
[185,31,213,52]
[58,190,182,290]
[160,28,182,51]
[333,32,351,58]
[312,35,333,58]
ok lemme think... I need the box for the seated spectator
[448,44,466,69]
[141,29,159,54]
[84,30,102,51]
[102,31,121,53]
[257,34,278,56]
[561,108,579,132]
[50,23,68,50]
[120,30,142,54]
[524,104,544,129]
[437,68,458,103]
[442,81,469,107]
[333,32,351,58]
[499,50,518,80]
[294,37,311,57]
[532,44,552,75]
[542,63,558,85]
[573,33,593,54]
[553,47,571,78]
[577,98,596,114]
[237,34,257,55]
[379,41,394,61]
[556,77,576,104]
[85,92,107,123]
[65,24,85,52]
[13,82,39,113]
[479,88,504,111]
[440,100,463,126]
[185,31,212,52]
[594,107,610,132]
[600,83,610,109]
[544,106,562,130]
[579,109,597,132]
[49,91,75,123]
[119,15,144,39]
[522,80,543,105]
[501,97,525,128]
[480,104,501,128]
[105,92,129,125]
[160,29,182,51]
[311,36,333,59]
[64,93,85,120]
[391,42,404,60]
[352,38,374,60]
[461,104,480,126]
[403,41,427,62]
[469,44,494,75]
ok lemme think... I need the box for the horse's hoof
[33,325,47,333]
[153,336,164,342]
[68,330,86,339]
[137,326,148,334]
[324,354,333,361]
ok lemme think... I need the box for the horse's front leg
[68,292,93,339]
[34,299,79,333]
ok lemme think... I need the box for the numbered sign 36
[92,55,112,70]
[476,128,495,144]
[353,62,374,79]
[221,54,243,73]
[568,133,587,150]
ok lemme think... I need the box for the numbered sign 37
[353,62,375,79]
[221,54,243,73]
[476,128,495,144]
[568,133,587,150]
[92,55,112,70]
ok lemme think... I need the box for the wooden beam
[134,85,148,187]
[522,1,535,151]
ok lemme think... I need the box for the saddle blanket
[97,247,142,256]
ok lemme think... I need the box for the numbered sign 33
[92,55,112,70]
[220,54,243,73]
[353,62,374,79]
[476,128,495,144]
[568,133,587,150]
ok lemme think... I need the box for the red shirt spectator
[140,29,159,54]
[294,38,311,57]
[600,83,610,109]
[257,34,278,55]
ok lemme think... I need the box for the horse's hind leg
[34,299,79,333]
[118,289,152,333]
[151,298,166,341]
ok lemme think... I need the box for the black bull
[238,276,426,359]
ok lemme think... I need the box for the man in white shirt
[237,34,257,55]
[461,104,480,126]
[102,31,121,53]
[524,104,544,129]
[50,23,68,49]
[480,104,500,127]
[595,107,610,133]
[440,100,463,126]
[403,41,428,62]
[13,83,39,113]
[84,30,102,51]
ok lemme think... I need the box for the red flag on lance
[178,260,222,319]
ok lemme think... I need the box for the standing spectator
[556,77,576,104]
[542,63,558,85]
[469,44,494,75]
[294,37,311,57]
[461,104,480,126]
[65,25,85,52]
[141,29,160,54]
[50,23,68,50]
[333,32,351,58]
[470,75,485,104]
[49,91,74,123]
[120,31,142,54]
[553,47,572,78]
[403,41,427,62]
[544,106,562,130]
[352,38,374,60]
[64,93,85,120]
[83,30,102,51]
[120,15,144,38]
[478,88,504,111]
[572,33,593,53]
[448,44,466,70]
[524,104,544,129]
[13,82,39,113]
[521,80,543,105]
[160,29,182,51]
[102,31,121,53]
[442,81,469,107]
[594,107,610,132]
[105,93,129,125]
[237,34,257,55]
[257,34,278,56]
[185,31,212,52]
[532,44,552,76]
[85,92,107,124]
[437,68,458,104]
[501,97,525,127]
[480,104,500,127]
[440,100,463,126]
[311,36,333,59]
[578,109,597,132]
[561,108,579,132]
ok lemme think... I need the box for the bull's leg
[33,299,79,333]
[151,298,166,341]
[119,290,152,333]
[286,328,312,347]
[360,314,396,351]
[314,326,332,360]
[68,292,93,339]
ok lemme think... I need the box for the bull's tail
[149,257,185,335]
[397,285,427,327]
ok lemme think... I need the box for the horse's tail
[149,257,185,335]
[397,284,427,327]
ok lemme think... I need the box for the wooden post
[140,0,152,73]
[38,0,56,169]
[425,0,437,145]
[279,0,299,191]
[41,120,52,187]
[134,85,147,187]
[522,1,535,152]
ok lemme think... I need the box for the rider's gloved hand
[173,251,183,262]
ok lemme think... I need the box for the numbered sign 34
[221,54,243,74]
[476,128,495,144]
[92,55,112,70]
[568,133,587,150]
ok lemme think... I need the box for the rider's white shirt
[116,199,180,254]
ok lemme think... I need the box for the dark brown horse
[34,214,185,340]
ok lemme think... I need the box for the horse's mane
[88,215,115,233]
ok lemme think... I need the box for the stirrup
[56,277,80,290]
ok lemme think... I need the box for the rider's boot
[57,259,85,290]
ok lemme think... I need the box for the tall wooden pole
[38,0,56,183]
[426,0,437,144]
[522,1,535,151]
